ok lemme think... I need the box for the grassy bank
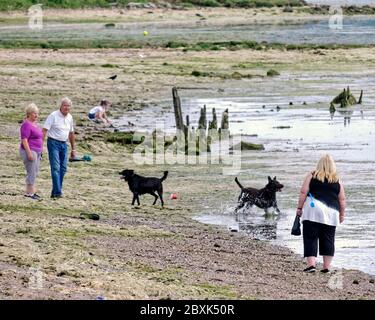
[1,1,374,14]
[0,0,306,11]
[0,39,372,50]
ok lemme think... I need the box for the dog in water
[119,169,168,206]
[234,176,283,214]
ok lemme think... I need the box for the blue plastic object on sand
[82,155,92,161]
[69,154,92,162]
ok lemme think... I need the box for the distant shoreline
[0,0,374,13]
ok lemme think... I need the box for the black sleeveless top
[309,177,340,211]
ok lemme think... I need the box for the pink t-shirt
[20,120,43,152]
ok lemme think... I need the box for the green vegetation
[0,0,306,11]
[0,37,371,50]
[192,283,237,299]
[0,39,144,49]
[297,4,375,15]
[266,69,280,76]
[0,0,109,10]
[105,131,144,145]
[231,141,265,151]
[169,41,369,52]
[101,63,119,68]
[104,23,116,28]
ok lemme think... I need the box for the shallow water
[114,68,375,275]
[0,16,374,46]
[192,98,375,275]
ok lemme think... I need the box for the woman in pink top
[20,103,43,200]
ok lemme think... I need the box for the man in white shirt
[43,97,76,199]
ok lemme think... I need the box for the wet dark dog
[119,170,168,206]
[235,176,283,214]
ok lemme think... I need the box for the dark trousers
[303,220,336,257]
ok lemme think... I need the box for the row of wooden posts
[172,86,229,135]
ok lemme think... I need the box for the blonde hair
[60,97,72,107]
[25,103,39,117]
[313,154,339,183]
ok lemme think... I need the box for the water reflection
[234,212,280,240]
[329,108,358,127]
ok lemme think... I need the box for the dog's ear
[268,176,272,183]
[273,176,277,180]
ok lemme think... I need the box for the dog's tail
[160,171,168,181]
[235,177,244,189]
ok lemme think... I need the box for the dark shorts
[88,112,95,120]
[303,220,336,257]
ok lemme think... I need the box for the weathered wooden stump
[198,105,207,130]
[172,87,184,130]
[208,108,217,130]
[221,108,229,130]
[330,86,363,108]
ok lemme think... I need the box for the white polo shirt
[43,110,74,142]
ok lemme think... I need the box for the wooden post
[358,90,363,104]
[208,108,217,130]
[198,104,207,130]
[221,108,229,130]
[172,87,184,130]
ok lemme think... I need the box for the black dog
[119,170,168,206]
[235,176,283,214]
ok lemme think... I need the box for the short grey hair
[25,103,39,116]
[60,97,72,107]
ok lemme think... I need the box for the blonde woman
[296,154,346,273]
[20,103,43,200]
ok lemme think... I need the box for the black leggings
[303,220,336,257]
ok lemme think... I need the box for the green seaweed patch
[266,69,280,77]
[105,132,145,145]
[230,141,265,151]
[191,70,211,77]
[165,41,371,52]
[191,70,255,79]
[104,23,116,28]
[192,282,237,299]
[101,63,119,68]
